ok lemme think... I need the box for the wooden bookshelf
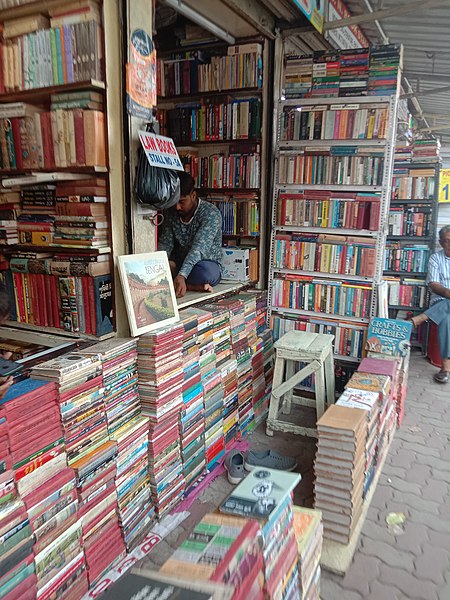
[0,80,105,104]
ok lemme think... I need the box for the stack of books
[311,51,341,98]
[199,303,232,366]
[412,139,441,162]
[137,326,185,518]
[0,190,20,246]
[202,369,226,469]
[251,335,266,426]
[178,311,206,491]
[17,185,56,246]
[220,468,301,599]
[315,405,366,544]
[368,44,402,96]
[261,328,274,405]
[31,353,108,467]
[339,48,369,97]
[84,339,153,550]
[71,440,125,587]
[292,507,323,600]
[335,387,380,498]
[161,513,265,600]
[0,393,36,600]
[346,371,393,465]
[283,55,313,99]
[55,179,109,249]
[184,307,216,377]
[220,358,239,449]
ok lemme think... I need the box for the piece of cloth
[186,260,221,287]
[424,299,450,359]
[427,250,450,305]
[158,199,223,279]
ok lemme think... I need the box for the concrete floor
[138,351,450,600]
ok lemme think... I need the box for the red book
[23,467,75,510]
[87,276,96,335]
[10,118,23,170]
[73,108,86,166]
[44,275,54,327]
[40,112,56,169]
[50,276,61,328]
[3,574,37,600]
[81,276,91,334]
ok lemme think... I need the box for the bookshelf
[155,38,270,288]
[0,0,124,339]
[384,157,440,352]
[268,45,402,364]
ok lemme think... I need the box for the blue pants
[186,260,221,286]
[425,299,450,359]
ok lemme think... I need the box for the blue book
[366,317,412,357]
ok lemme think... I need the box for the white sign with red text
[138,131,184,171]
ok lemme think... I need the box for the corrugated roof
[344,0,450,144]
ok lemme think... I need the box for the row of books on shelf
[387,205,432,237]
[278,152,385,187]
[0,266,113,335]
[277,191,381,231]
[0,3,103,93]
[210,197,259,237]
[385,277,428,308]
[180,150,260,189]
[272,277,372,319]
[394,140,441,163]
[274,234,376,278]
[0,99,106,170]
[391,172,436,200]
[384,244,429,273]
[281,105,390,141]
[157,42,263,97]
[157,98,262,143]
[271,314,368,359]
[283,44,401,99]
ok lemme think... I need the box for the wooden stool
[266,331,335,438]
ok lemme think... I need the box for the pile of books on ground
[315,404,366,544]
[203,367,226,469]
[220,357,239,451]
[161,513,265,600]
[178,310,206,491]
[368,44,402,96]
[83,339,154,550]
[293,507,323,600]
[137,326,185,518]
[2,378,88,599]
[220,467,302,599]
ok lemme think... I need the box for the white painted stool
[266,331,335,438]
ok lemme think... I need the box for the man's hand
[0,376,12,400]
[174,275,187,298]
[0,351,12,360]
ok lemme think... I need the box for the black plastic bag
[134,126,180,210]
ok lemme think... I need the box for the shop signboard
[291,0,324,33]
[326,0,370,49]
[439,168,450,203]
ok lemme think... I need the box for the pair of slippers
[224,449,297,484]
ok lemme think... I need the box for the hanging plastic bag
[134,125,180,210]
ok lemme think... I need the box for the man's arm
[178,210,222,279]
[427,254,450,299]
[157,216,175,259]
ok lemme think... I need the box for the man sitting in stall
[158,171,223,299]
[411,225,450,383]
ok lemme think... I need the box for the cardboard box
[221,248,250,281]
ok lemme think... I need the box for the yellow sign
[439,168,450,203]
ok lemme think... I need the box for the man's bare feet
[411,313,429,328]
[187,283,214,293]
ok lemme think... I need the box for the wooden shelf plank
[0,80,105,104]
[158,88,262,104]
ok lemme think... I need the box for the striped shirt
[427,250,450,304]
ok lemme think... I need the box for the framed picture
[117,252,179,336]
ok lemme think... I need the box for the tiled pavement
[139,352,450,600]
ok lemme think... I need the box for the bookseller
[158,171,223,298]
[0,290,13,399]
[412,225,450,383]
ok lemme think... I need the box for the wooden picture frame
[117,252,179,336]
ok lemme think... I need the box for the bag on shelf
[134,125,180,210]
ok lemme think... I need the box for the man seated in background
[158,171,223,299]
[411,225,450,383]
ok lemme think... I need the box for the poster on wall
[326,0,370,49]
[126,29,157,119]
[439,168,450,203]
[118,252,179,337]
[291,0,324,33]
